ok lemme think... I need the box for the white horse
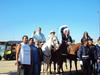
[42,35,59,72]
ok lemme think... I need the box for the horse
[56,42,69,73]
[56,43,81,74]
[67,43,81,73]
[49,36,60,73]
[42,36,59,73]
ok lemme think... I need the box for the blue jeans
[82,59,91,75]
[34,64,40,75]
[97,62,100,75]
[17,64,31,75]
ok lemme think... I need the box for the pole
[97,10,100,37]
[99,11,100,37]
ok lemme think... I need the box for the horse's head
[52,37,59,50]
[47,36,59,51]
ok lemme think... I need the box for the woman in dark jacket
[29,38,41,75]
[60,26,73,53]
[58,26,73,71]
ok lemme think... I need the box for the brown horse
[67,43,81,73]
[50,43,81,74]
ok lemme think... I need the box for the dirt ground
[0,60,82,75]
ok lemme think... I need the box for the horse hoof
[76,70,78,72]
[57,71,60,74]
[50,72,52,74]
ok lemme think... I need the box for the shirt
[30,44,39,64]
[19,43,31,65]
[78,45,90,60]
[33,33,46,43]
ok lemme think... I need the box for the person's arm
[94,46,97,60]
[67,36,72,45]
[96,45,100,62]
[15,44,21,65]
[42,33,46,43]
[70,36,73,43]
[77,46,82,60]
[77,46,83,65]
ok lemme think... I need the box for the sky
[0,0,100,42]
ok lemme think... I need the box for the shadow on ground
[0,70,97,75]
[8,72,17,75]
[45,70,97,75]
[47,70,82,75]
[0,72,17,75]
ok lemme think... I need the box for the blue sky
[0,0,100,42]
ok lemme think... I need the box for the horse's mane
[69,43,81,48]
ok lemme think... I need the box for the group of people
[15,25,100,75]
[15,27,45,75]
[78,32,100,75]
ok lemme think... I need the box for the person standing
[95,37,100,75]
[15,35,31,75]
[29,38,41,75]
[88,38,97,74]
[78,39,92,75]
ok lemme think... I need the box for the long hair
[82,32,90,39]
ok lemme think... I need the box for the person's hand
[80,61,83,65]
[15,61,18,66]
[77,58,80,61]
[67,42,71,45]
[97,59,100,62]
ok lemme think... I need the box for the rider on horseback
[42,30,59,73]
[61,25,73,45]
[60,25,73,55]
[58,25,73,72]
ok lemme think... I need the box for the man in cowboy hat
[48,30,59,50]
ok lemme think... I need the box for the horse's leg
[74,59,78,72]
[65,58,68,69]
[58,64,61,74]
[54,62,57,72]
[50,60,52,73]
[43,63,46,72]
[44,63,46,72]
[61,60,64,72]
[47,60,50,72]
[56,59,59,73]
[46,63,48,72]
[50,61,56,73]
[47,64,50,72]
[69,59,72,73]
[57,60,62,74]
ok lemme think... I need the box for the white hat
[63,28,69,32]
[50,30,55,33]
[59,24,68,31]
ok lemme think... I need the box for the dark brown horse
[50,43,81,74]
[67,43,81,73]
